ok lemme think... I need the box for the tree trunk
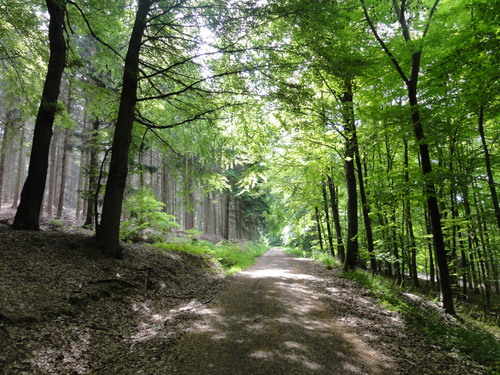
[12,0,66,229]
[361,0,454,313]
[315,207,324,253]
[321,183,335,257]
[95,0,152,257]
[56,128,71,218]
[353,122,376,271]
[342,88,359,271]
[0,112,13,213]
[11,128,25,209]
[477,104,500,230]
[222,192,230,240]
[403,139,419,286]
[408,80,455,313]
[327,174,345,262]
[83,119,100,227]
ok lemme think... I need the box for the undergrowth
[154,239,268,275]
[284,248,341,269]
[342,269,499,374]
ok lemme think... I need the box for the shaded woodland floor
[0,223,489,374]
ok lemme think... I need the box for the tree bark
[12,0,66,229]
[222,192,230,240]
[0,112,14,213]
[341,88,359,271]
[353,123,376,271]
[11,128,25,209]
[83,119,100,227]
[95,0,152,256]
[321,183,335,257]
[327,174,345,262]
[477,104,500,230]
[315,207,324,253]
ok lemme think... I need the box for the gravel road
[169,248,396,374]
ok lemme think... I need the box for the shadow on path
[167,248,396,374]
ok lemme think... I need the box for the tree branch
[360,0,409,85]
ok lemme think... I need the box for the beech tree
[12,0,67,230]
[359,0,455,314]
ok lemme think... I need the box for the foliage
[285,247,341,270]
[120,186,180,242]
[154,239,268,275]
[342,269,499,374]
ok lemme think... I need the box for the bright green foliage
[285,247,341,270]
[154,239,268,275]
[120,186,180,242]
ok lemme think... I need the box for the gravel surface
[0,223,483,374]
[166,248,478,375]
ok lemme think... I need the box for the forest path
[168,248,396,375]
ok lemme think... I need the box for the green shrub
[154,239,268,275]
[120,186,180,242]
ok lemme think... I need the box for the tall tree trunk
[12,128,25,209]
[342,87,359,271]
[353,123,376,271]
[46,128,60,218]
[96,0,153,257]
[321,183,335,257]
[57,81,73,219]
[12,0,66,229]
[403,138,419,286]
[222,192,230,240]
[83,119,100,227]
[361,0,454,314]
[315,207,324,253]
[327,174,345,262]
[56,128,71,218]
[0,111,14,213]
[477,104,500,230]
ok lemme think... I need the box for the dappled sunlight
[32,327,91,374]
[166,248,397,374]
[240,268,322,281]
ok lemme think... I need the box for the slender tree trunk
[12,128,25,209]
[96,0,153,257]
[12,0,66,229]
[0,112,13,213]
[83,119,100,227]
[361,0,454,313]
[403,139,418,286]
[222,192,230,240]
[321,183,335,257]
[477,105,500,230]
[56,128,70,218]
[315,207,324,253]
[353,123,376,271]
[342,87,359,271]
[327,174,345,262]
[56,82,73,218]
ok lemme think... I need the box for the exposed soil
[0,223,485,374]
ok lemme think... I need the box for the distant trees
[0,0,497,314]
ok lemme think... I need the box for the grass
[154,239,269,275]
[342,269,500,374]
[284,247,341,269]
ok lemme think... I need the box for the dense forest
[0,0,498,320]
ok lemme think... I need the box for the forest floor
[0,221,489,374]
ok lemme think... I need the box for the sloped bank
[0,224,227,374]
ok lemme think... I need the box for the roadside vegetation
[286,247,499,374]
[154,239,268,275]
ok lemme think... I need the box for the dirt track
[169,248,396,374]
